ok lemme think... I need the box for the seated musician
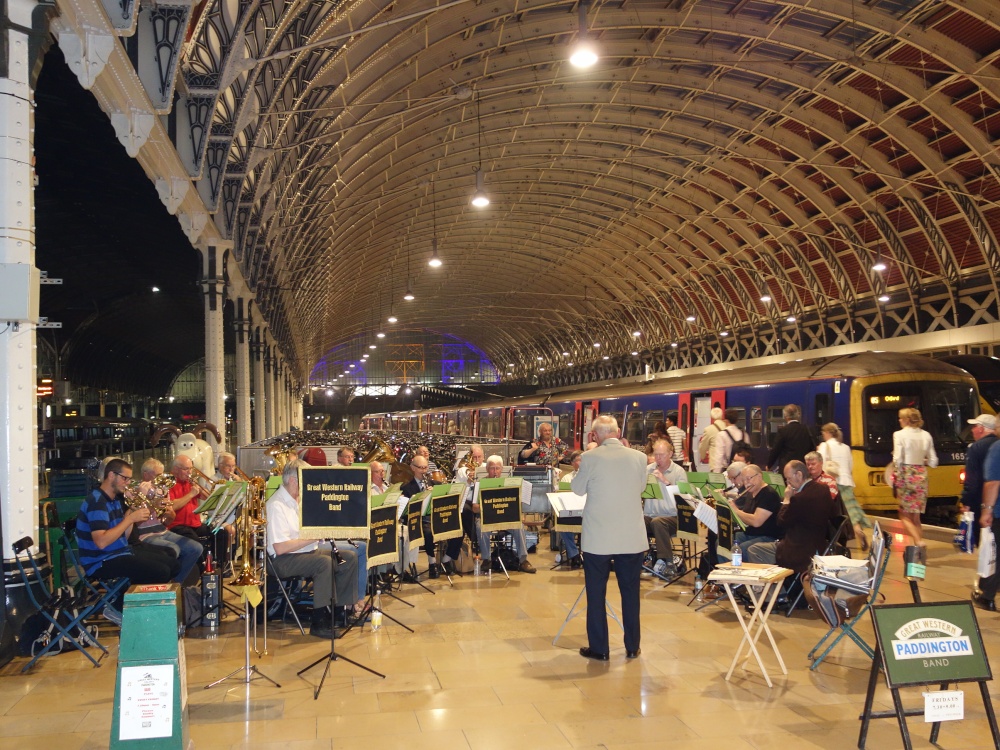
[166,454,229,566]
[556,450,584,568]
[215,452,237,482]
[731,464,783,558]
[266,459,360,637]
[415,445,439,473]
[457,444,486,560]
[745,460,837,574]
[645,440,687,577]
[518,422,566,466]
[402,454,462,578]
[77,458,179,622]
[724,461,749,508]
[131,458,203,584]
[337,447,355,466]
[478,456,536,574]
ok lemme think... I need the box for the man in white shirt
[478,456,536,574]
[266,459,359,638]
[645,440,687,577]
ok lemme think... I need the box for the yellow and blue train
[364,352,978,521]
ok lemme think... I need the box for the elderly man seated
[478,455,536,574]
[266,459,360,638]
[645,440,687,577]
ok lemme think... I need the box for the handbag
[978,527,996,578]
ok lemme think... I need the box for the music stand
[204,594,281,690]
[552,585,624,647]
[294,465,385,699]
[297,541,385,698]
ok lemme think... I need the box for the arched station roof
[36,0,1000,392]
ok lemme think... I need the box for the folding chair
[11,536,109,672]
[785,514,850,617]
[61,520,130,622]
[808,529,891,670]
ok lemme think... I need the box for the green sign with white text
[871,601,992,688]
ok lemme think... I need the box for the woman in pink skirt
[893,407,938,546]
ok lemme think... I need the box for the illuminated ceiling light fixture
[369,344,377,349]
[429,180,443,267]
[878,294,890,302]
[569,0,598,68]
[403,279,415,301]
[786,316,796,323]
[428,240,443,268]
[471,93,490,207]
[376,332,386,339]
[632,330,641,337]
[760,293,771,303]
[872,251,887,272]
[593,342,601,348]
[671,342,678,348]
[685,313,696,322]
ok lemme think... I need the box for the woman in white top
[818,422,871,550]
[892,407,939,546]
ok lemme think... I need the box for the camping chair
[785,514,850,617]
[808,527,891,670]
[11,536,109,672]
[61,520,130,621]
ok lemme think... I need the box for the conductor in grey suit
[571,414,649,661]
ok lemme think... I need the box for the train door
[583,401,597,445]
[691,390,726,471]
[573,402,583,449]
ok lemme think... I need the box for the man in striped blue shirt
[76,459,178,619]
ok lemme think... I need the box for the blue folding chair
[11,536,109,672]
[61,520,129,616]
[807,529,891,670]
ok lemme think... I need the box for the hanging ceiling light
[569,1,598,68]
[428,239,442,268]
[471,93,490,207]
[403,279,415,301]
[872,253,887,272]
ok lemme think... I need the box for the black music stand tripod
[297,540,385,699]
[342,565,414,637]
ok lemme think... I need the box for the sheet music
[693,501,718,533]
[547,491,587,517]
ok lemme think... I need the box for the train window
[513,413,530,441]
[727,407,746,432]
[625,412,644,444]
[606,412,624,434]
[766,406,784,449]
[922,382,978,455]
[862,384,920,453]
[558,413,572,443]
[458,411,471,434]
[680,403,688,433]
[749,407,763,448]
[814,393,830,432]
[480,410,500,438]
[643,411,664,438]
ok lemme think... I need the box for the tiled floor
[2,533,999,749]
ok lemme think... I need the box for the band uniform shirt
[167,478,201,528]
[571,438,648,555]
[266,484,319,557]
[76,488,133,575]
[644,461,687,517]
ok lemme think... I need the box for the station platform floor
[1,533,998,750]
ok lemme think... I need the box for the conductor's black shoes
[972,592,996,612]
[579,647,609,662]
[626,649,641,659]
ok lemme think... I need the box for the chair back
[10,537,51,610]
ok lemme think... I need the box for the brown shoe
[518,559,537,574]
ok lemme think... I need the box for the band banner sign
[480,486,523,532]
[677,503,699,542]
[366,503,399,568]
[871,601,992,688]
[298,466,371,540]
[407,494,425,550]
[430,491,463,542]
[716,504,734,561]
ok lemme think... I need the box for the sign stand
[858,601,998,749]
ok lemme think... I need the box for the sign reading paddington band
[298,466,371,540]
[366,503,399,568]
[871,601,992,688]
[430,489,463,542]
[480,486,523,532]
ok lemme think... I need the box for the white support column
[294,386,304,428]
[199,243,228,451]
[263,339,274,438]
[252,327,266,441]
[0,0,50,555]
[233,298,251,448]
[273,355,285,434]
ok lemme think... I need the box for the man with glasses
[76,458,179,622]
[731,465,783,558]
[645,440,687,577]
[167,454,223,564]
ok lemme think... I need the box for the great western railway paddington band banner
[298,466,371,540]
[366,503,399,567]
[430,488,463,542]
[407,494,426,550]
[479,485,523,532]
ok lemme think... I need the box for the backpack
[723,426,751,464]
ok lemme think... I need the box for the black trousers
[583,550,643,655]
[171,523,229,565]
[421,517,462,560]
[94,546,180,607]
[978,516,1000,600]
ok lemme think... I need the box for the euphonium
[231,480,262,586]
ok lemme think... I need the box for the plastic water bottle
[732,544,742,567]
[474,556,481,576]
[694,573,703,600]
[371,593,383,632]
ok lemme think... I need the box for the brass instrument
[190,465,222,496]
[461,453,481,484]
[265,442,296,475]
[361,437,413,484]
[231,480,263,586]
[123,479,172,520]
[247,476,267,527]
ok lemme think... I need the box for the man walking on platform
[572,415,648,661]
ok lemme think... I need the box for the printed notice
[924,690,964,722]
[118,664,174,740]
